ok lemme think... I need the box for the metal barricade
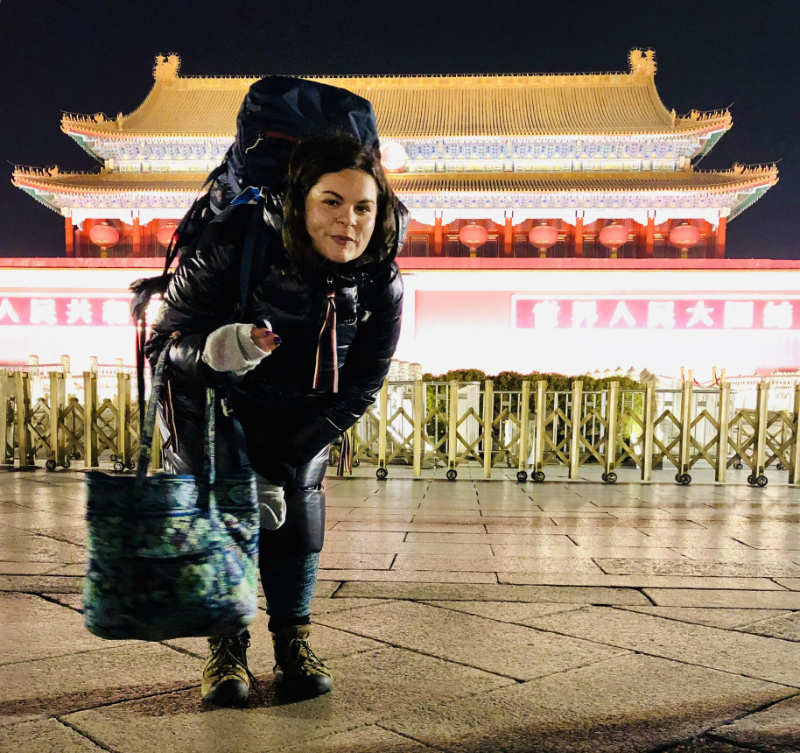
[2,365,797,487]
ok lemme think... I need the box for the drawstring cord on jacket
[312,292,339,393]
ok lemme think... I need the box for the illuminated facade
[12,50,777,259]
[6,51,796,381]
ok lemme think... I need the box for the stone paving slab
[660,736,778,751]
[0,574,83,592]
[525,606,800,687]
[0,561,63,574]
[551,517,704,529]
[535,544,688,558]
[0,531,86,562]
[623,531,760,547]
[596,557,800,578]
[321,531,407,552]
[499,572,785,589]
[405,531,576,549]
[318,569,498,583]
[619,606,794,630]
[336,581,650,604]
[775,577,800,590]
[331,521,487,533]
[392,541,496,555]
[0,593,121,664]
[381,653,791,753]
[279,724,441,753]
[0,642,200,725]
[644,588,800,609]
[710,694,800,752]
[0,718,107,752]
[560,530,658,545]
[62,647,510,753]
[392,553,604,574]
[740,611,800,641]
[319,600,628,680]
[310,596,390,615]
[343,512,414,521]
[421,599,586,623]
[23,524,88,547]
[39,563,85,575]
[317,552,394,569]
[672,547,800,563]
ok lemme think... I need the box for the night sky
[2,0,798,259]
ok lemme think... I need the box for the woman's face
[304,168,379,264]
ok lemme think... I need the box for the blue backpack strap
[231,186,261,206]
[238,190,266,317]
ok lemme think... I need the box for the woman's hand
[250,327,282,353]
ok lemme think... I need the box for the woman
[146,132,405,706]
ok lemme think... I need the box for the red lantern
[88,223,120,256]
[458,224,488,257]
[598,223,628,257]
[528,224,558,257]
[380,141,408,172]
[156,223,179,247]
[669,223,700,257]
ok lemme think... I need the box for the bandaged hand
[201,322,281,375]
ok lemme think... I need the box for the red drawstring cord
[312,292,339,393]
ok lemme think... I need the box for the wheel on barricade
[747,473,756,485]
[376,467,388,481]
[675,472,691,486]
[733,461,743,470]
[516,471,527,482]
[446,469,457,482]
[532,470,545,483]
[602,471,617,484]
[756,474,768,487]
[113,461,125,473]
[45,459,57,472]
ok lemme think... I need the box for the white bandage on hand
[201,323,271,375]
[256,478,287,531]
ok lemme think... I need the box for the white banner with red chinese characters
[2,259,800,380]
[512,298,800,331]
[0,295,135,327]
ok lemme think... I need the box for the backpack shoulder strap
[238,194,267,318]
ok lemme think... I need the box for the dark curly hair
[282,132,398,275]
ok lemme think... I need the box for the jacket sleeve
[281,263,404,464]
[145,213,244,388]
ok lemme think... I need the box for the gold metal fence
[2,368,799,486]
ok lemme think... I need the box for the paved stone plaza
[1,468,799,752]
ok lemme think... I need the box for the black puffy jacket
[146,198,403,477]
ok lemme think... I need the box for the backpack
[130,76,380,322]
[129,76,381,416]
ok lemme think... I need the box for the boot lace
[208,634,257,685]
[287,637,329,675]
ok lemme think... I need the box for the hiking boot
[201,631,253,707]
[271,625,332,697]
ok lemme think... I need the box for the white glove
[201,322,271,375]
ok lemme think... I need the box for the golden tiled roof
[389,166,778,193]
[60,51,731,139]
[13,165,777,195]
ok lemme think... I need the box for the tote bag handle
[134,340,215,489]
